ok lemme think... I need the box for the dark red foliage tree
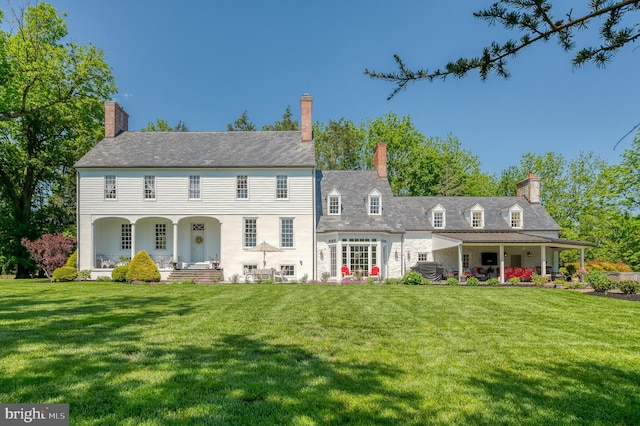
[21,233,76,279]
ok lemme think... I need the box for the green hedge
[52,266,78,282]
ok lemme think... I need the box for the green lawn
[1,281,639,425]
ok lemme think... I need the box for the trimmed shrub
[508,277,521,285]
[446,277,459,286]
[96,275,112,282]
[531,273,549,287]
[487,278,500,286]
[126,250,161,283]
[111,265,129,282]
[466,276,479,286]
[401,270,423,285]
[77,270,91,281]
[52,266,78,282]
[321,272,330,283]
[66,250,77,268]
[618,280,640,295]
[585,271,612,292]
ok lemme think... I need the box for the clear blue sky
[16,1,640,174]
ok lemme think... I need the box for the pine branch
[365,0,640,99]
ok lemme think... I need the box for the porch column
[91,221,96,268]
[580,248,585,282]
[499,245,505,283]
[541,246,547,277]
[457,244,463,281]
[130,222,136,259]
[173,222,178,263]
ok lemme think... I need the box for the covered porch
[90,215,222,279]
[432,232,592,283]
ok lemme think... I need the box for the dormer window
[328,189,341,215]
[469,204,484,228]
[431,204,446,228]
[368,189,381,215]
[509,204,524,228]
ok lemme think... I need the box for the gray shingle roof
[396,196,561,232]
[316,170,404,233]
[74,131,316,168]
[316,171,561,234]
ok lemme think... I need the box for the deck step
[167,269,223,283]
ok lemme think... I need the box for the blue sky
[17,1,640,174]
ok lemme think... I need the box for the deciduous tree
[0,3,116,277]
[21,233,75,279]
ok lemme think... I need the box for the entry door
[511,255,522,267]
[191,223,205,262]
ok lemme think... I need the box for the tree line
[1,2,639,277]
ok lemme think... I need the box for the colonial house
[75,95,589,282]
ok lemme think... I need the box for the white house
[75,95,589,282]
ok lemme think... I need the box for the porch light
[527,251,531,257]
[504,252,508,257]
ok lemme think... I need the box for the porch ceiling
[432,232,592,250]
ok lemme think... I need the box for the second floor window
[433,211,444,228]
[369,195,381,215]
[472,211,483,228]
[189,176,201,199]
[328,195,340,215]
[276,175,288,199]
[144,175,156,199]
[510,210,522,228]
[104,175,116,199]
[237,175,248,199]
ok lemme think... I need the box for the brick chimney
[373,142,387,178]
[516,172,541,204]
[300,94,312,142]
[104,101,129,138]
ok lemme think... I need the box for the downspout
[313,168,317,281]
[76,170,80,271]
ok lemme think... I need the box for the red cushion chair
[341,265,351,278]
[371,265,380,277]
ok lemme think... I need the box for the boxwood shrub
[401,270,423,285]
[126,250,160,282]
[52,266,78,282]
[585,271,612,292]
[618,280,640,295]
[111,265,129,282]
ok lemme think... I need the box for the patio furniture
[341,265,352,278]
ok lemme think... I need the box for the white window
[281,264,295,277]
[104,175,116,199]
[121,224,131,250]
[276,175,288,199]
[280,218,294,248]
[237,175,248,199]
[431,205,446,228]
[144,175,155,199]
[244,218,256,248]
[189,176,201,199]
[244,264,258,273]
[368,190,382,215]
[418,253,429,262]
[463,254,470,269]
[469,205,484,228]
[328,189,341,215]
[155,224,167,250]
[509,205,524,228]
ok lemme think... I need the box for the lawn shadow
[76,334,423,425]
[461,360,640,424]
[0,290,423,424]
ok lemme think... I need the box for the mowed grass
[1,281,639,425]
